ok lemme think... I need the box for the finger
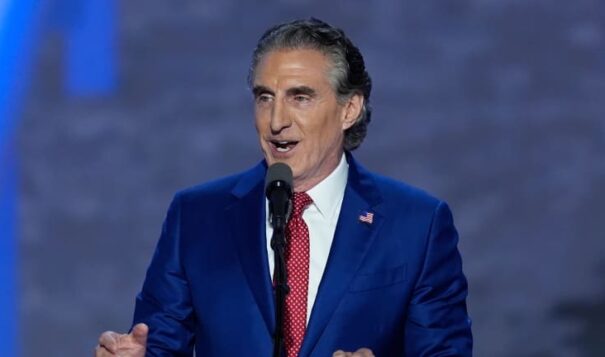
[98,331,120,353]
[130,323,149,346]
[334,352,353,357]
[94,344,114,356]
[352,348,375,357]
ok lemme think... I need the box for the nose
[270,98,291,134]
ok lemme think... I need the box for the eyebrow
[252,85,274,98]
[286,86,316,97]
[252,85,317,98]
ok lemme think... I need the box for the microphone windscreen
[265,163,293,194]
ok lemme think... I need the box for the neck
[292,151,343,192]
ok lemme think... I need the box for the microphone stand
[265,165,293,357]
[271,215,289,357]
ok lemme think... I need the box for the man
[96,18,472,356]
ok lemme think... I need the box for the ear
[341,93,364,130]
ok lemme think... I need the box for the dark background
[11,0,605,356]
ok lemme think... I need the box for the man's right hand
[95,323,148,357]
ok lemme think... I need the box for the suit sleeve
[405,201,473,356]
[132,193,196,356]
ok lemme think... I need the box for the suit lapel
[226,163,275,336]
[299,155,385,356]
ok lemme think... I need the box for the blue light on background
[65,0,116,95]
[0,0,43,355]
[0,0,115,354]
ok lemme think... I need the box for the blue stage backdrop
[5,0,605,356]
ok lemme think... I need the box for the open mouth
[270,140,299,153]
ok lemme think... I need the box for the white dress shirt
[266,154,348,324]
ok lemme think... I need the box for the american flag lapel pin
[358,211,374,224]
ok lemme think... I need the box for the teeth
[271,140,297,153]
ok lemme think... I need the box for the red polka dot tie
[284,192,313,357]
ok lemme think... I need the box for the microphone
[264,162,293,357]
[265,162,293,229]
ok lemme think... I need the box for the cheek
[254,113,267,133]
[320,116,345,143]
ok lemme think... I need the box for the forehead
[253,48,334,87]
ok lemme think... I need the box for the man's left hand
[332,348,375,357]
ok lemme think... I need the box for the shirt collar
[305,153,348,220]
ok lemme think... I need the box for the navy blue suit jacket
[133,155,473,356]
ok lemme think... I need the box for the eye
[256,94,273,104]
[293,95,310,103]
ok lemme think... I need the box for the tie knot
[291,192,313,218]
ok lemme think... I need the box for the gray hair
[248,18,372,151]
